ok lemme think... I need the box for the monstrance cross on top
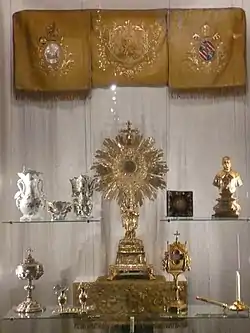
[120,121,139,142]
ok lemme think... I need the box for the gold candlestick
[228,270,248,311]
[228,300,248,312]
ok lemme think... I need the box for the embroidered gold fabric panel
[91,10,168,87]
[73,276,187,320]
[168,8,246,89]
[13,10,90,95]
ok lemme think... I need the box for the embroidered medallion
[95,16,166,78]
[44,42,61,64]
[198,40,215,61]
[186,24,228,74]
[37,23,74,76]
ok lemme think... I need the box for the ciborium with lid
[15,248,45,313]
[92,121,168,280]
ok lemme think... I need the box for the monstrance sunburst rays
[91,121,168,207]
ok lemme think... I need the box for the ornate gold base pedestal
[108,237,155,280]
[213,197,240,218]
[73,275,187,320]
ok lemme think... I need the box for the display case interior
[0,219,250,322]
[1,2,249,333]
[2,305,250,333]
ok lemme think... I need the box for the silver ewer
[14,167,46,221]
[15,249,45,313]
[47,201,72,221]
[70,175,97,219]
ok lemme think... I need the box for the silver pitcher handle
[17,178,25,196]
[14,179,25,208]
[37,179,45,205]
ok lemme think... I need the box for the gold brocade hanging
[168,8,246,90]
[13,10,91,99]
[91,10,168,87]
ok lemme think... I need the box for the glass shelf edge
[3,305,250,321]
[1,218,101,224]
[161,217,250,222]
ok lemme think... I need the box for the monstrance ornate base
[107,237,155,281]
[212,196,240,219]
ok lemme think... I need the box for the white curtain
[0,0,249,328]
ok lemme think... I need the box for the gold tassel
[14,89,91,102]
[170,86,246,100]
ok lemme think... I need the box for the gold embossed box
[13,10,91,98]
[91,10,168,87]
[168,8,246,89]
[167,191,193,217]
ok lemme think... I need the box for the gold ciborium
[162,231,191,314]
[92,121,168,280]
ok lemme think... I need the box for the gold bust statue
[213,156,243,218]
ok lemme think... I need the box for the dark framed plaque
[167,191,193,217]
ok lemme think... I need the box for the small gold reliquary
[162,231,191,314]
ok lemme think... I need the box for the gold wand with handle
[196,296,229,309]
[196,296,249,311]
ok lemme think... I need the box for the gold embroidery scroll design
[95,15,166,78]
[186,24,228,74]
[36,23,74,76]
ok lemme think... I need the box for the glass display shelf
[3,217,249,224]
[161,217,250,223]
[1,218,101,224]
[3,305,250,333]
[3,305,250,321]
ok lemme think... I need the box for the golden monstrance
[92,121,168,280]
